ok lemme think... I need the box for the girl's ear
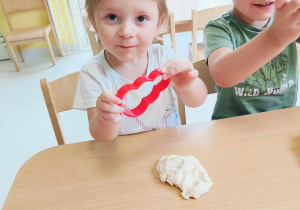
[88,11,98,33]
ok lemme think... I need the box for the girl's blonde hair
[85,0,168,27]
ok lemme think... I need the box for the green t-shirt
[205,11,299,120]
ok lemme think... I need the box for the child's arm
[87,92,125,142]
[162,58,208,108]
[208,0,300,88]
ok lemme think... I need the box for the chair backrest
[193,5,232,30]
[191,5,232,62]
[153,12,176,52]
[1,0,49,30]
[1,0,44,12]
[177,59,216,125]
[193,59,216,95]
[83,15,104,56]
[40,71,80,145]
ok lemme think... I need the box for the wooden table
[3,107,300,209]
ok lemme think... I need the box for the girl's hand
[96,91,125,124]
[161,58,199,90]
[269,0,300,46]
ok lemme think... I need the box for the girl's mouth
[119,46,134,49]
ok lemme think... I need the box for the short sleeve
[73,66,103,110]
[205,20,233,64]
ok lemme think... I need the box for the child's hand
[161,58,199,90]
[270,0,300,46]
[96,91,125,123]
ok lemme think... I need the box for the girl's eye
[137,16,147,22]
[107,14,118,21]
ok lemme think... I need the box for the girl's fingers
[164,64,178,76]
[97,92,124,114]
[99,101,124,114]
[121,95,127,107]
[100,91,122,105]
[160,58,177,73]
[161,59,176,79]
[162,60,194,80]
[164,61,181,77]
[162,67,176,80]
[188,69,199,78]
[100,110,123,122]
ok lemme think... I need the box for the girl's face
[232,0,275,28]
[91,0,162,64]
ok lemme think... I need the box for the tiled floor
[1,46,299,209]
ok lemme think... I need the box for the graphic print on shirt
[235,53,295,97]
[159,101,179,129]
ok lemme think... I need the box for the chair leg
[45,35,56,66]
[188,43,193,62]
[177,98,186,125]
[51,29,63,56]
[6,42,20,72]
[17,46,25,62]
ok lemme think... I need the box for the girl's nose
[118,21,135,38]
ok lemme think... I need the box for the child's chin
[255,14,273,22]
[118,55,138,62]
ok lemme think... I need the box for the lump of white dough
[156,155,212,199]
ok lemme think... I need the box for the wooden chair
[40,72,79,145]
[1,0,62,71]
[177,59,216,125]
[189,5,232,62]
[155,12,177,52]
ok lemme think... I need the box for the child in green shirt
[205,0,300,120]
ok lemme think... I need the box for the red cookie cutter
[116,69,171,117]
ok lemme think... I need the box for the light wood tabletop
[4,107,300,209]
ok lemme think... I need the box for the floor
[0,48,95,208]
[1,45,299,208]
